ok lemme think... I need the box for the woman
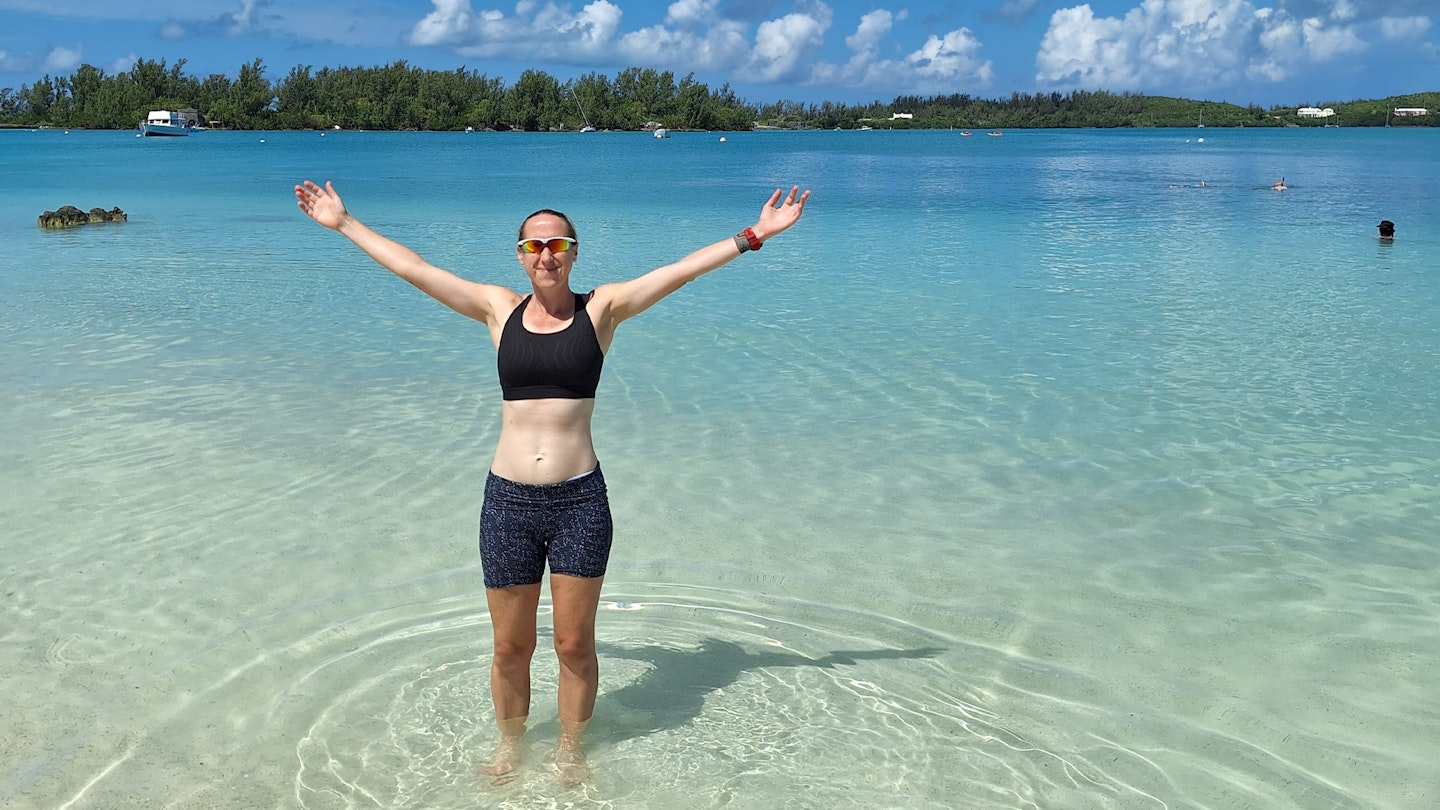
[293,179,809,783]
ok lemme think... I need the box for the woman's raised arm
[295,180,511,325]
[595,186,810,329]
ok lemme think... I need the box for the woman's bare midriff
[490,398,599,484]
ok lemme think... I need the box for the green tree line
[757,90,1440,129]
[2,58,1436,130]
[0,58,759,131]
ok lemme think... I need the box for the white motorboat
[139,110,192,137]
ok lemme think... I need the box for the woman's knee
[553,634,597,668]
[493,635,538,665]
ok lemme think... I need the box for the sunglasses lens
[519,238,574,253]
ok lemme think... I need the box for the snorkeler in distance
[294,178,809,786]
[1378,220,1395,241]
[1273,177,1287,190]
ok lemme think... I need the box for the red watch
[742,227,763,251]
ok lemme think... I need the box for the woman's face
[517,212,578,288]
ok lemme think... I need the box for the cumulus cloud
[407,0,827,78]
[1035,0,1384,92]
[560,0,625,48]
[401,0,993,91]
[740,7,833,81]
[110,54,140,74]
[0,51,29,72]
[1378,15,1430,38]
[406,0,481,47]
[1300,14,1364,58]
[846,8,896,55]
[909,28,993,81]
[225,0,266,34]
[44,45,84,72]
[666,0,719,28]
[407,0,624,60]
[618,19,751,68]
[810,9,993,91]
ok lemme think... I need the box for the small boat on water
[139,110,192,137]
[572,88,597,132]
[987,130,1003,136]
[961,130,973,136]
[653,127,669,139]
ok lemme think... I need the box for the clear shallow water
[2,127,1438,808]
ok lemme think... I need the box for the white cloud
[406,0,624,60]
[406,0,478,47]
[908,28,993,82]
[1328,0,1357,22]
[665,0,717,28]
[0,51,29,72]
[1378,15,1431,39]
[225,0,264,34]
[810,10,993,92]
[399,0,991,91]
[44,45,84,72]
[741,8,832,82]
[557,0,624,53]
[846,8,893,55]
[110,54,140,74]
[618,20,750,68]
[1036,0,1385,92]
[1036,4,1139,87]
[1300,15,1364,58]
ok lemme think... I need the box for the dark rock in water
[38,205,128,228]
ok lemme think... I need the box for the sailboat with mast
[573,89,596,133]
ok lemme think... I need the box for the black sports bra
[496,292,605,400]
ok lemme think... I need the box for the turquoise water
[3,127,1438,808]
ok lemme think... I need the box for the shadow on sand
[594,638,945,744]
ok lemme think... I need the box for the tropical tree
[505,69,564,131]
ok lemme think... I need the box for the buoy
[719,136,726,143]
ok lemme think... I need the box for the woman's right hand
[294,180,348,230]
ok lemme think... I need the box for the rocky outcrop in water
[37,206,127,228]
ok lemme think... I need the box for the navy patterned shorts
[479,466,614,589]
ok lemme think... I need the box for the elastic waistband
[485,465,606,507]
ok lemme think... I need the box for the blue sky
[2,0,1437,107]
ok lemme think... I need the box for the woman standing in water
[294,179,809,784]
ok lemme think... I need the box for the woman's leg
[481,582,542,779]
[550,573,604,783]
[550,573,604,721]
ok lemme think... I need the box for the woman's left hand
[754,186,811,242]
